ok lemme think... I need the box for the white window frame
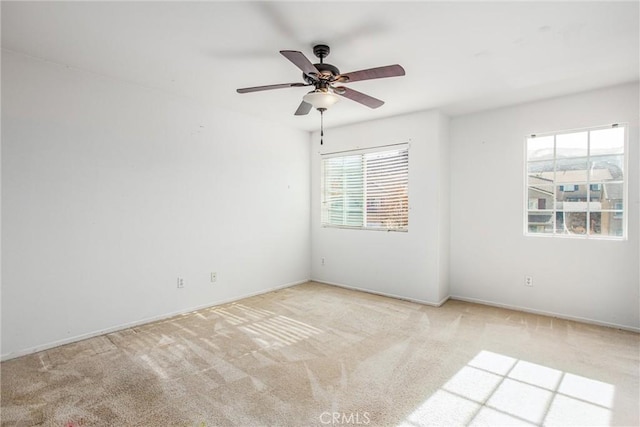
[524,123,627,240]
[321,143,409,232]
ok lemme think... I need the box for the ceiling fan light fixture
[303,89,340,110]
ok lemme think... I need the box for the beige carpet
[1,281,638,426]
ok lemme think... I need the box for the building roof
[534,169,613,183]
[528,214,553,224]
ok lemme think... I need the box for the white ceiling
[2,1,638,131]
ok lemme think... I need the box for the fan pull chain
[320,109,324,145]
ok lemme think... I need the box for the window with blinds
[321,145,409,231]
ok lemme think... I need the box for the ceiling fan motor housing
[302,44,341,85]
[303,62,340,85]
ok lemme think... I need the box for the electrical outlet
[524,276,533,287]
[210,272,217,283]
[177,277,185,288]
[321,258,325,266]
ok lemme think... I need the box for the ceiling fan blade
[236,82,308,94]
[336,64,405,83]
[280,50,319,77]
[336,87,384,109]
[294,101,313,116]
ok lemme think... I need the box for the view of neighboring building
[526,126,625,238]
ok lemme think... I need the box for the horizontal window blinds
[321,146,409,231]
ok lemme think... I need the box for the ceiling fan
[236,44,405,143]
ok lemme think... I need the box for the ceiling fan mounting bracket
[313,44,330,61]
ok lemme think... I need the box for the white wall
[310,111,450,305]
[3,49,636,361]
[1,51,311,359]
[450,83,640,330]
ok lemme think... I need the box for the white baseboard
[449,294,640,333]
[1,279,309,361]
[313,280,639,333]
[314,279,450,307]
[7,280,633,361]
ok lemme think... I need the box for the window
[613,203,623,220]
[526,124,626,239]
[561,184,578,192]
[321,145,409,231]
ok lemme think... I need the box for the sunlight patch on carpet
[400,350,614,426]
